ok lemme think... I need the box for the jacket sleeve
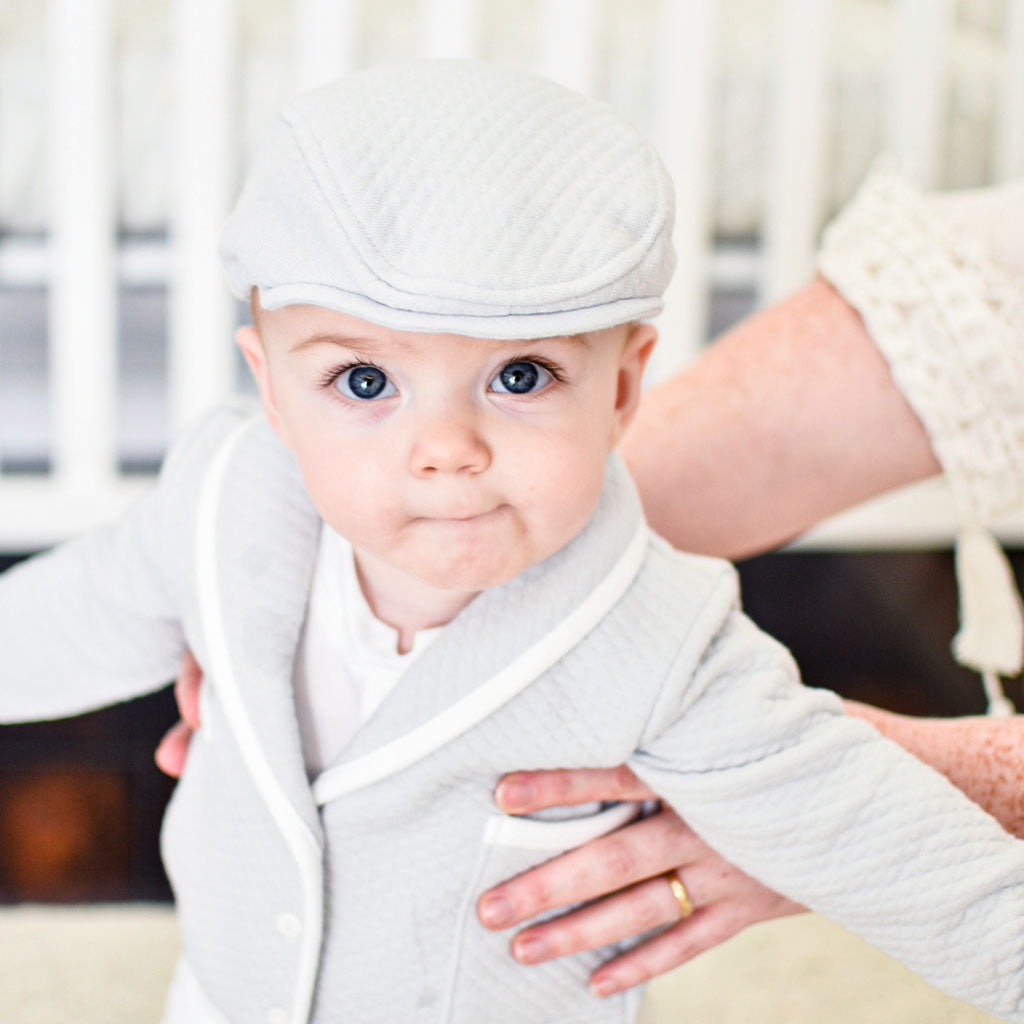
[629,570,1024,1022]
[0,404,243,722]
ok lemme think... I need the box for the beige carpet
[0,905,1001,1023]
[639,915,1001,1024]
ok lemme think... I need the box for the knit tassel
[952,526,1023,716]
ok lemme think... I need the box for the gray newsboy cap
[220,59,675,339]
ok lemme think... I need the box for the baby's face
[238,305,654,602]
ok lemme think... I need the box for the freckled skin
[847,701,1024,837]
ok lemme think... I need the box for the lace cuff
[817,164,1024,528]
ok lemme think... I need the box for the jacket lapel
[196,412,322,836]
[312,454,649,804]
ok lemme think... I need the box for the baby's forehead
[221,60,674,343]
[260,302,625,354]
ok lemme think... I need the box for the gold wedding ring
[666,870,694,920]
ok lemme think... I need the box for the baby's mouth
[417,505,504,524]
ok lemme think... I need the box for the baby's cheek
[301,447,393,525]
[307,483,374,543]
[531,481,604,555]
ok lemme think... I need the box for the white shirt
[294,525,440,777]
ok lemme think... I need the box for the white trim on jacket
[311,520,650,806]
[196,415,324,1024]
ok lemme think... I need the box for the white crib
[0,0,1022,550]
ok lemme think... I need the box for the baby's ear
[235,325,288,443]
[610,323,657,445]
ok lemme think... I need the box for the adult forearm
[622,277,941,560]
[845,699,1024,837]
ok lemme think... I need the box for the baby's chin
[384,515,585,597]
[407,538,578,596]
[408,555,528,595]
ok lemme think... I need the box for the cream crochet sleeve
[818,165,1024,527]
[817,166,1024,708]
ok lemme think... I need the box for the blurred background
[0,0,1021,906]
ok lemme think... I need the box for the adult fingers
[154,719,193,779]
[174,650,203,730]
[478,810,700,930]
[586,889,802,997]
[504,843,798,971]
[155,651,204,779]
[508,874,689,967]
[495,764,657,814]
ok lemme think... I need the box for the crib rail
[1,0,1023,550]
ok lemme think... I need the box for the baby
[2,60,1024,1024]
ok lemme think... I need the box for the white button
[267,1008,288,1024]
[275,912,302,943]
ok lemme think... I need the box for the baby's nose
[408,413,491,476]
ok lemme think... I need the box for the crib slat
[45,0,118,490]
[293,0,361,93]
[886,0,953,185]
[0,478,150,549]
[417,0,482,59]
[996,0,1024,180]
[168,0,239,434]
[649,0,718,378]
[759,0,833,303]
[537,0,600,94]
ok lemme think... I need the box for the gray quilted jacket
[2,400,1024,1024]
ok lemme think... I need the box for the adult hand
[476,765,801,997]
[154,650,203,778]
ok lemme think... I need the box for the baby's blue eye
[337,365,395,401]
[491,360,552,395]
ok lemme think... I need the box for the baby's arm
[631,576,1024,1021]
[0,488,185,721]
[0,404,244,723]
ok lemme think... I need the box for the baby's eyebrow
[290,332,399,355]
[290,330,590,355]
[512,332,590,349]
[561,332,590,347]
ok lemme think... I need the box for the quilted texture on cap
[220,59,675,338]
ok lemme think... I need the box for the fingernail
[496,779,534,811]
[513,936,549,964]
[479,895,513,928]
[589,975,620,998]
